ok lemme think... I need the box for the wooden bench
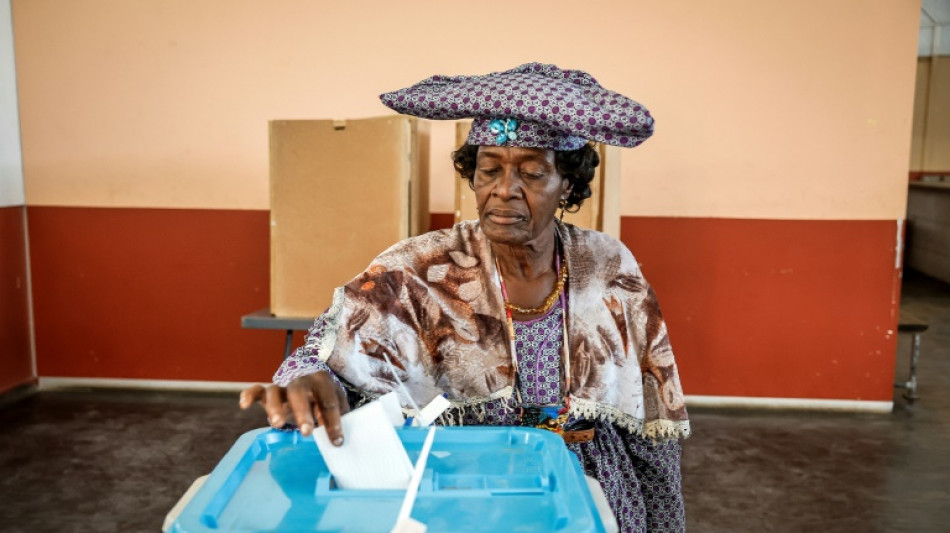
[895,309,929,402]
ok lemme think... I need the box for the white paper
[313,398,413,490]
[413,395,450,427]
[378,391,407,427]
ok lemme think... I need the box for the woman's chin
[481,221,531,245]
[480,216,563,247]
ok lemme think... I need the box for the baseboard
[38,377,258,392]
[685,394,893,413]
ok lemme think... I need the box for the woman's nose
[492,167,523,198]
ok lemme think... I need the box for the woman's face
[473,146,570,246]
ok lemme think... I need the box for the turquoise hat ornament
[489,118,519,144]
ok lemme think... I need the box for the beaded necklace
[504,261,568,315]
[493,241,572,412]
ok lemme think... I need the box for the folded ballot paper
[311,392,450,489]
[312,391,449,533]
[312,392,413,490]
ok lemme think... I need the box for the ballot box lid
[166,426,606,533]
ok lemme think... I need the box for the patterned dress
[275,299,685,533]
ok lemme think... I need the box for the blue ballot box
[165,426,608,533]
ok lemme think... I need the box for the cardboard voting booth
[269,117,430,317]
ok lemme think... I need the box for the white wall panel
[0,0,24,207]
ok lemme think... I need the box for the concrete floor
[1,270,947,532]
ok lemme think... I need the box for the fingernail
[270,416,283,426]
[333,437,344,446]
[300,423,313,435]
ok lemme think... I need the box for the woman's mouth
[485,209,526,225]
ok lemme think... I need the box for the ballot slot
[433,473,547,494]
[314,472,549,497]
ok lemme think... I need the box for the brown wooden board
[269,116,429,316]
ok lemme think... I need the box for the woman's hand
[238,371,350,445]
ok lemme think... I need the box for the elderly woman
[241,63,690,533]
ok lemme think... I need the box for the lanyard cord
[492,239,571,408]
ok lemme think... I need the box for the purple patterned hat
[379,63,654,151]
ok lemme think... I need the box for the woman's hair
[451,143,601,213]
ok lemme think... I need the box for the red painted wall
[28,207,284,382]
[0,206,34,393]
[622,217,901,401]
[26,207,901,401]
[429,213,454,232]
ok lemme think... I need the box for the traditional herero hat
[379,62,653,151]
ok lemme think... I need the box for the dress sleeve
[272,311,339,387]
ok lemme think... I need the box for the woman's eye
[478,168,500,176]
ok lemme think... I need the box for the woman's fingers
[238,384,266,409]
[313,372,345,446]
[287,378,317,436]
[336,385,351,417]
[238,374,350,441]
[264,384,288,428]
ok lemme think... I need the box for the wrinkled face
[473,146,571,246]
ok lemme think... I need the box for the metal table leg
[284,329,294,360]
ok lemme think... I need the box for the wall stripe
[28,206,285,382]
[429,213,454,232]
[26,206,902,402]
[0,205,33,393]
[621,217,901,401]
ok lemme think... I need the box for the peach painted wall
[13,0,918,219]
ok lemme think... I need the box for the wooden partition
[911,56,950,172]
[270,117,429,316]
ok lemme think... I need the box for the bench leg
[903,332,922,402]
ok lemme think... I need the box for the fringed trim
[569,396,691,441]
[339,385,516,428]
[434,386,515,427]
[349,390,373,409]
[337,383,691,442]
